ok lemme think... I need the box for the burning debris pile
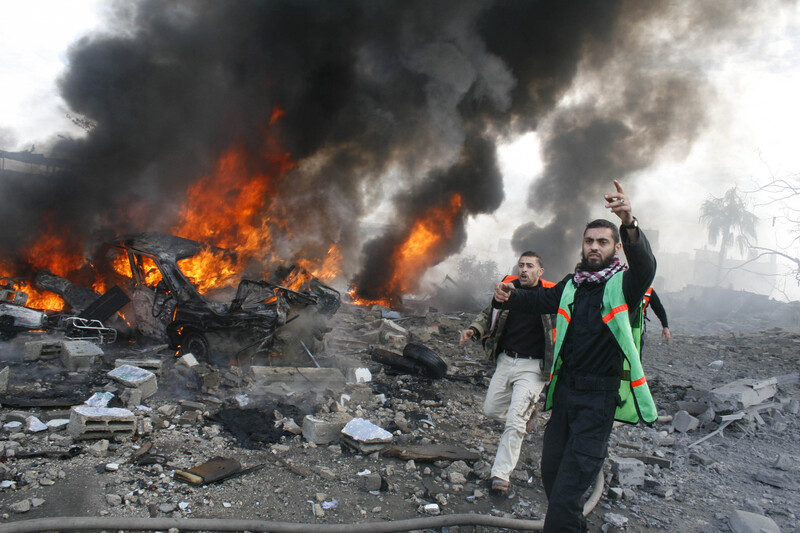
[0,232,341,367]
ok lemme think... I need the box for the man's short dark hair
[584,219,620,244]
[519,251,543,268]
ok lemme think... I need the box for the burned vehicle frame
[93,233,340,364]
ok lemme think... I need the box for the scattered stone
[9,499,31,513]
[754,471,798,490]
[25,416,47,433]
[728,510,780,533]
[423,503,440,515]
[359,472,383,492]
[690,452,715,466]
[671,410,700,433]
[604,512,629,528]
[773,454,796,471]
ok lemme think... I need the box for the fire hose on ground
[0,470,604,533]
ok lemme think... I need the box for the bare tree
[699,186,758,285]
[745,170,800,285]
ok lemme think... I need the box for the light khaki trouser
[483,352,545,482]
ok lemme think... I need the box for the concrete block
[176,354,199,368]
[24,340,61,361]
[729,510,780,533]
[302,413,353,445]
[108,365,158,399]
[250,367,346,391]
[60,341,103,371]
[671,410,699,433]
[609,457,645,487]
[68,406,135,440]
[359,472,383,492]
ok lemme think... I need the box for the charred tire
[180,330,210,361]
[403,343,448,379]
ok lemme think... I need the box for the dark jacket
[469,278,555,372]
[497,228,656,378]
[644,289,668,328]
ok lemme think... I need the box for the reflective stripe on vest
[602,304,628,323]
[546,271,657,424]
[642,286,653,310]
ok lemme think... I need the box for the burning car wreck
[10,232,341,366]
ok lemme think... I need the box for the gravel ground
[0,296,798,533]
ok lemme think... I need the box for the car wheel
[181,330,210,361]
[403,343,448,379]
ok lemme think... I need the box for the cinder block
[610,457,645,487]
[60,341,103,371]
[24,340,61,361]
[302,413,353,445]
[108,365,158,399]
[68,406,135,440]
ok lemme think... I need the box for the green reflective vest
[546,271,658,424]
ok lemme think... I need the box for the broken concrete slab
[382,444,480,463]
[342,418,392,444]
[709,378,778,411]
[250,366,346,392]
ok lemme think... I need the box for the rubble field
[0,296,798,533]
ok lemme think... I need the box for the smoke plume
[0,0,772,301]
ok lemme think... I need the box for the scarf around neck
[572,257,624,286]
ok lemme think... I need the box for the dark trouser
[541,374,620,533]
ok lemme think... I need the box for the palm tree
[699,186,758,285]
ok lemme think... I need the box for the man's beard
[577,252,616,273]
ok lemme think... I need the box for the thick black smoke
[0,0,766,297]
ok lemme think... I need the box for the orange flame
[350,193,463,307]
[296,244,343,282]
[170,115,298,293]
[177,248,238,294]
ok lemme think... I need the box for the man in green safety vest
[494,180,656,533]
